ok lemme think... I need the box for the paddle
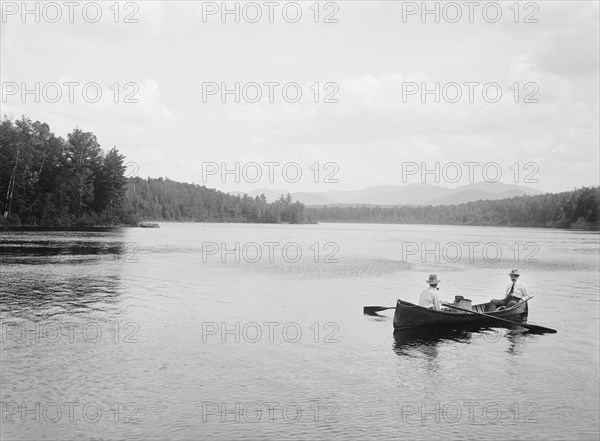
[442,303,557,334]
[363,305,395,314]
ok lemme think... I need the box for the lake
[1,223,599,440]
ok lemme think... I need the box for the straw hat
[426,274,440,284]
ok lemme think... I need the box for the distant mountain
[318,184,454,205]
[231,182,546,206]
[287,192,339,206]
[454,181,544,195]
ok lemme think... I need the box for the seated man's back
[419,274,442,310]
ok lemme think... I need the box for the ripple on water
[0,225,598,441]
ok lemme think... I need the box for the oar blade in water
[363,305,395,314]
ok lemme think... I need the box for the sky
[1,1,599,194]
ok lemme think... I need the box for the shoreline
[1,220,597,232]
[0,226,127,232]
[0,220,318,232]
[310,219,600,231]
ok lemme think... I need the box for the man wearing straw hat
[419,274,443,310]
[489,269,529,311]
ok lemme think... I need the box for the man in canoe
[419,274,443,310]
[489,269,530,311]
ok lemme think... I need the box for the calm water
[1,223,599,440]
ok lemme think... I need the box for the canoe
[139,222,160,228]
[393,298,529,330]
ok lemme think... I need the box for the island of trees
[1,116,598,230]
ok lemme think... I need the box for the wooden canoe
[393,298,529,330]
[139,222,160,228]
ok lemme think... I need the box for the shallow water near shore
[1,223,599,440]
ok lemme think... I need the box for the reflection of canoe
[393,298,529,330]
[393,326,474,349]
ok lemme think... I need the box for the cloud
[2,1,598,193]
[133,79,175,122]
[1,76,175,148]
[518,2,599,77]
[223,67,591,145]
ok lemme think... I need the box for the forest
[0,117,307,226]
[1,116,598,230]
[307,187,600,229]
[124,177,306,224]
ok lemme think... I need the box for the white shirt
[506,281,529,299]
[419,287,441,310]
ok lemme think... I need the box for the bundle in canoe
[393,297,530,331]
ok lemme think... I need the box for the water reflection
[0,231,130,265]
[0,224,597,440]
[393,327,474,354]
[2,273,122,319]
[393,323,533,358]
[505,327,539,355]
[0,231,128,322]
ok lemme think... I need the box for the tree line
[306,187,600,229]
[1,117,128,226]
[124,178,307,224]
[2,116,597,230]
[0,116,308,227]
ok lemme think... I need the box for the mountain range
[229,182,546,206]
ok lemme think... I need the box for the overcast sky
[1,1,598,194]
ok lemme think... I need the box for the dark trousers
[489,295,520,311]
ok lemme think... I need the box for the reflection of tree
[0,232,127,320]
